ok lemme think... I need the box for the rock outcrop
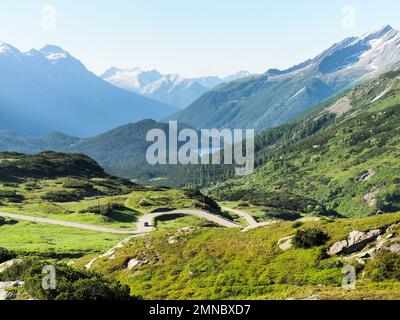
[328,230,382,255]
[0,259,23,274]
[278,236,294,251]
[0,281,24,300]
[127,258,149,270]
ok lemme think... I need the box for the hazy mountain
[0,131,80,154]
[102,68,251,109]
[0,119,195,182]
[167,25,400,131]
[0,43,178,137]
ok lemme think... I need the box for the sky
[0,0,399,77]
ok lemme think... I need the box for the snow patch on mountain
[102,68,251,109]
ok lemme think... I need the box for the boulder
[0,259,23,274]
[127,258,149,270]
[389,243,400,254]
[328,230,381,255]
[0,281,24,300]
[278,236,294,251]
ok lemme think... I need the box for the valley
[0,23,400,302]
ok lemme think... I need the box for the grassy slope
[0,150,225,224]
[206,68,400,217]
[89,212,400,300]
[0,218,126,259]
[0,152,227,261]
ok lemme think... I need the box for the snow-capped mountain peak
[223,70,251,82]
[40,45,70,62]
[0,41,21,56]
[102,67,251,108]
[360,25,395,41]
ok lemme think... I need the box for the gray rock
[0,290,16,300]
[0,281,24,300]
[278,236,294,251]
[0,259,23,274]
[389,243,400,254]
[328,230,382,255]
[127,258,149,270]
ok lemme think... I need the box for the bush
[38,203,70,215]
[0,217,18,227]
[82,203,126,216]
[0,247,17,264]
[364,251,400,282]
[0,190,24,203]
[0,260,134,300]
[62,178,92,189]
[292,228,329,249]
[292,221,304,229]
[184,189,220,211]
[41,191,80,202]
[263,210,302,221]
[376,185,400,213]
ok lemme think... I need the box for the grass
[125,189,213,213]
[0,180,224,231]
[87,212,400,300]
[155,215,220,230]
[220,201,275,223]
[0,218,126,260]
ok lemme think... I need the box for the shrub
[0,190,24,203]
[62,178,92,189]
[184,189,220,211]
[376,185,400,213]
[38,203,70,215]
[0,217,18,227]
[292,221,304,229]
[0,260,134,300]
[41,191,80,202]
[0,247,17,264]
[292,228,329,249]
[364,251,400,282]
[263,210,302,221]
[82,203,126,216]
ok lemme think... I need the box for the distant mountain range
[167,25,400,132]
[101,68,251,109]
[0,119,193,182]
[0,43,178,137]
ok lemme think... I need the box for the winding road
[221,206,276,232]
[0,212,135,234]
[0,209,240,235]
[221,206,258,227]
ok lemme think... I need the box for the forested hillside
[205,67,400,217]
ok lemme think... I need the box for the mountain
[0,43,178,137]
[204,64,400,217]
[0,131,80,154]
[167,25,400,131]
[0,119,196,183]
[101,68,251,109]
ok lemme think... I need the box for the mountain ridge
[0,42,178,137]
[102,67,251,109]
[167,25,400,132]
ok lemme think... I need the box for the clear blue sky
[0,0,399,77]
